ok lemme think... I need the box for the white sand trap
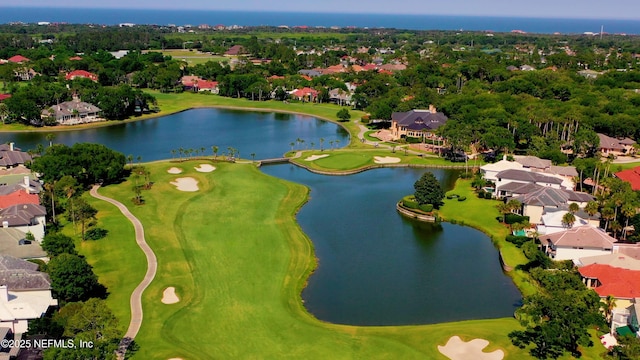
[167,167,183,174]
[170,177,199,192]
[195,164,216,172]
[374,156,401,164]
[304,154,330,161]
[438,336,504,360]
[162,287,180,304]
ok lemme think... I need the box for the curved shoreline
[0,102,353,136]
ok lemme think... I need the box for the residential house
[6,55,29,64]
[513,155,552,171]
[598,133,636,157]
[480,156,525,182]
[537,209,594,235]
[328,88,352,106]
[0,144,31,170]
[0,176,41,195]
[0,204,46,242]
[298,69,323,77]
[615,166,640,190]
[511,186,594,224]
[520,65,536,71]
[542,225,617,261]
[290,87,318,102]
[495,169,566,198]
[390,106,448,141]
[577,260,640,336]
[14,68,37,81]
[578,69,605,79]
[0,189,40,209]
[224,45,245,57]
[0,255,57,334]
[0,228,46,260]
[41,96,102,125]
[65,70,98,82]
[181,76,219,93]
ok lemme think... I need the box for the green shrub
[446,194,458,199]
[402,196,419,209]
[478,190,486,198]
[419,204,434,212]
[459,172,473,179]
[505,213,530,225]
[457,196,467,201]
[484,192,493,199]
[85,228,109,241]
[506,235,531,248]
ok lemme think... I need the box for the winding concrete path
[90,185,158,359]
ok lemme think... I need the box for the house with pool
[389,106,448,141]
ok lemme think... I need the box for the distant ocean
[0,7,639,35]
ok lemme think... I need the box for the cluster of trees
[30,143,127,186]
[413,172,445,208]
[31,233,119,360]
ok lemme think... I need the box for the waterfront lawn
[92,160,532,359]
[292,149,472,172]
[437,179,537,296]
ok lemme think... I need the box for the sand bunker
[304,154,330,161]
[438,336,504,360]
[167,167,183,174]
[170,177,199,192]
[162,287,180,304]
[374,156,401,164]
[195,164,216,172]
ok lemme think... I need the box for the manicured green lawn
[91,160,534,359]
[292,149,477,172]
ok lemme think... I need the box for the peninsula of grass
[89,160,531,359]
[291,148,480,173]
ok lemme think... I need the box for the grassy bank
[291,149,482,172]
[90,160,530,359]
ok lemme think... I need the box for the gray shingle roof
[513,155,552,170]
[496,169,563,184]
[391,110,448,131]
[0,150,31,167]
[0,254,38,272]
[0,204,46,226]
[543,225,617,249]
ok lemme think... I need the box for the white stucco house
[541,225,618,261]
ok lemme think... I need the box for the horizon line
[1,6,639,21]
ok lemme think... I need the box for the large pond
[0,108,350,161]
[262,165,521,325]
[1,109,521,325]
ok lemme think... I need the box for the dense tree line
[30,143,127,186]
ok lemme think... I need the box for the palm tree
[296,138,302,150]
[601,207,615,232]
[45,133,55,147]
[506,199,521,214]
[250,153,256,163]
[320,138,325,151]
[212,146,219,159]
[603,295,617,324]
[289,142,295,152]
[200,147,206,159]
[585,201,599,218]
[44,182,56,224]
[562,212,576,229]
[610,220,622,239]
[621,203,636,240]
[568,202,580,214]
[335,139,340,149]
[310,142,315,150]
[178,147,184,162]
[497,202,511,224]
[171,149,177,160]
[127,155,134,167]
[329,140,334,150]
[0,102,8,125]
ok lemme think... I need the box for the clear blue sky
[4,0,640,19]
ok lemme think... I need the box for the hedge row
[419,204,434,212]
[506,235,531,248]
[403,195,419,209]
[504,213,530,224]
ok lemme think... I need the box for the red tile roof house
[180,76,219,93]
[615,166,640,191]
[7,55,30,64]
[290,87,319,102]
[224,45,245,57]
[65,70,98,82]
[578,263,640,336]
